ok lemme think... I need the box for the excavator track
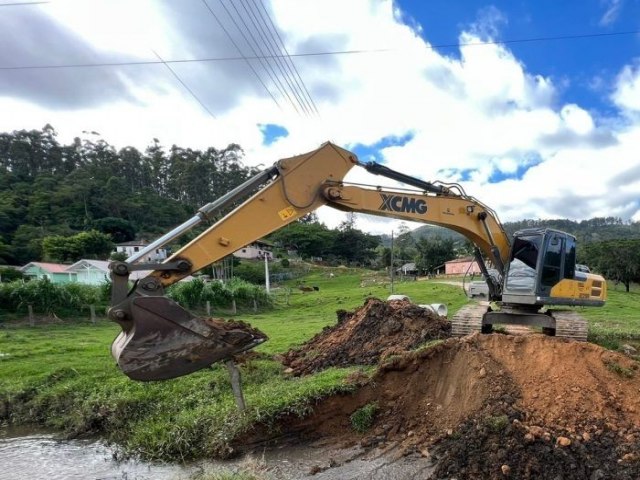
[551,310,589,342]
[451,302,489,337]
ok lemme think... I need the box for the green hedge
[0,278,107,315]
[0,277,272,318]
[167,278,272,310]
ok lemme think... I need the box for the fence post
[28,305,34,327]
[225,359,246,411]
[206,301,211,316]
[253,297,258,312]
[90,305,96,324]
[231,298,237,315]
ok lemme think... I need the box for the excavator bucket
[111,296,267,381]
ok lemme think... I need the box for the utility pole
[390,230,395,294]
[264,255,270,293]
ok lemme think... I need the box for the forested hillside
[410,217,640,245]
[0,126,258,264]
[0,126,382,267]
[2,125,638,269]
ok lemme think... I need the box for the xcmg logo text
[379,194,427,214]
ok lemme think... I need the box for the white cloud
[599,0,624,26]
[1,0,640,235]
[560,104,595,134]
[612,61,640,112]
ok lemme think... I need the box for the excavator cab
[502,228,605,307]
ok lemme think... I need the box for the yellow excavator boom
[108,142,604,381]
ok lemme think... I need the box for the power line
[200,0,283,111]
[0,49,389,71]
[152,49,216,119]
[2,29,639,71]
[253,0,319,117]
[219,0,301,115]
[239,0,312,116]
[0,1,49,6]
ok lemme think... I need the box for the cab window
[564,237,576,279]
[541,234,563,287]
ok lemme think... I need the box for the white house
[115,241,168,262]
[233,239,274,261]
[65,260,111,285]
[65,259,193,285]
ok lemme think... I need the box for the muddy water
[0,428,435,480]
[0,427,195,480]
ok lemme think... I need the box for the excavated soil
[260,334,640,479]
[281,298,450,375]
[204,318,268,346]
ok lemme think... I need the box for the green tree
[92,217,136,243]
[0,266,24,282]
[330,228,380,265]
[379,246,392,268]
[394,222,417,266]
[269,222,334,259]
[415,236,455,274]
[42,230,114,262]
[584,239,640,292]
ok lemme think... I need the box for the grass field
[581,281,640,349]
[0,269,639,462]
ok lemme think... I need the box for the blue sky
[398,0,640,113]
[1,0,640,232]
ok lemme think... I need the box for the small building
[444,257,482,275]
[21,262,76,284]
[396,262,418,275]
[115,241,167,262]
[233,239,274,261]
[66,259,191,285]
[65,260,111,285]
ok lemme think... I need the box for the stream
[0,427,436,480]
[0,427,195,480]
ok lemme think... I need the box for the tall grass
[0,278,106,316]
[168,278,273,311]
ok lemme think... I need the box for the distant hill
[379,225,463,247]
[399,218,640,245]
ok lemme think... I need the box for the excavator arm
[108,143,510,381]
[322,184,509,271]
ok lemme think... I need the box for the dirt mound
[281,298,450,375]
[274,334,640,479]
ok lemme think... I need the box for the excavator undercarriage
[451,303,589,342]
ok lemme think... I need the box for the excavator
[108,142,607,381]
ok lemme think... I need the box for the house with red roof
[444,257,482,275]
[20,262,77,284]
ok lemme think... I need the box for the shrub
[168,278,207,308]
[350,402,378,433]
[0,267,24,283]
[167,278,273,310]
[226,278,272,307]
[203,280,233,307]
[0,278,104,315]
